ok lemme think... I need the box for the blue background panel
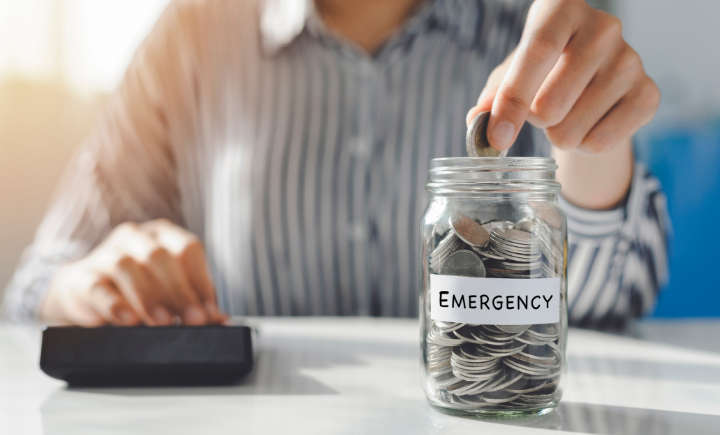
[636,126,720,318]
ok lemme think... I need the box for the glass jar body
[420,158,568,417]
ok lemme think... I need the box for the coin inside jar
[450,213,490,248]
[466,111,509,158]
[440,250,486,278]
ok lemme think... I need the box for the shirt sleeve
[562,164,672,329]
[1,2,193,320]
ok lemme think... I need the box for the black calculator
[40,325,254,387]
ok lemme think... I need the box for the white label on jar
[430,274,560,325]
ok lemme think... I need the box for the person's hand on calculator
[40,219,226,326]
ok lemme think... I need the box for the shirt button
[348,136,372,158]
[358,61,374,80]
[349,221,367,241]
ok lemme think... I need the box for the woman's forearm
[552,138,634,210]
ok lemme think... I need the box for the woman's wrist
[552,138,634,210]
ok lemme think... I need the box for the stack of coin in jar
[430,213,563,279]
[426,212,563,409]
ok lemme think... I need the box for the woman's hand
[466,0,660,154]
[40,219,226,327]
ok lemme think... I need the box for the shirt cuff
[559,192,628,239]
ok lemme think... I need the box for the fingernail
[119,310,136,325]
[204,301,220,320]
[183,306,207,325]
[466,106,481,127]
[491,121,516,149]
[152,306,173,325]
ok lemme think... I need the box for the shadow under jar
[420,157,568,417]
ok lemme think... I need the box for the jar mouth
[427,157,560,194]
[430,157,558,171]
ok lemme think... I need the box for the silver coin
[466,111,508,158]
[476,342,527,357]
[433,320,465,332]
[433,230,461,254]
[491,227,534,244]
[452,328,492,345]
[470,372,512,395]
[467,329,514,346]
[532,224,563,256]
[526,325,559,340]
[440,250,486,278]
[430,232,462,261]
[511,353,560,367]
[528,201,563,229]
[452,359,502,372]
[515,350,557,363]
[471,247,506,260]
[480,391,522,404]
[514,218,535,232]
[515,332,555,346]
[452,344,500,362]
[492,238,539,252]
[476,326,527,342]
[503,358,551,376]
[491,242,540,258]
[491,245,540,259]
[427,327,463,346]
[491,253,541,267]
[450,213,490,248]
[538,245,563,267]
[434,372,462,387]
[453,367,503,382]
[495,324,531,334]
[483,221,514,232]
[506,380,553,395]
[490,244,540,259]
[491,248,541,263]
[485,372,524,393]
[496,260,543,269]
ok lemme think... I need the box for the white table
[2,318,719,434]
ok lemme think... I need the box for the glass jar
[419,157,567,417]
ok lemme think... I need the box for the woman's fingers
[109,220,219,325]
[126,223,208,324]
[579,77,660,153]
[141,244,208,325]
[486,0,578,150]
[111,253,174,326]
[467,54,515,126]
[545,47,639,149]
[526,13,615,129]
[467,0,658,156]
[85,280,139,326]
[40,219,222,327]
[149,220,225,323]
[180,241,224,321]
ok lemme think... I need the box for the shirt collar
[258,0,483,57]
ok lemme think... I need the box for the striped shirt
[2,0,670,328]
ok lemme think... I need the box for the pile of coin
[427,321,561,409]
[426,213,564,409]
[430,214,562,279]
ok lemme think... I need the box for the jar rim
[427,157,560,193]
[430,157,557,171]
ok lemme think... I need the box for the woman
[3,0,668,329]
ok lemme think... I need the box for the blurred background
[1,0,718,318]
